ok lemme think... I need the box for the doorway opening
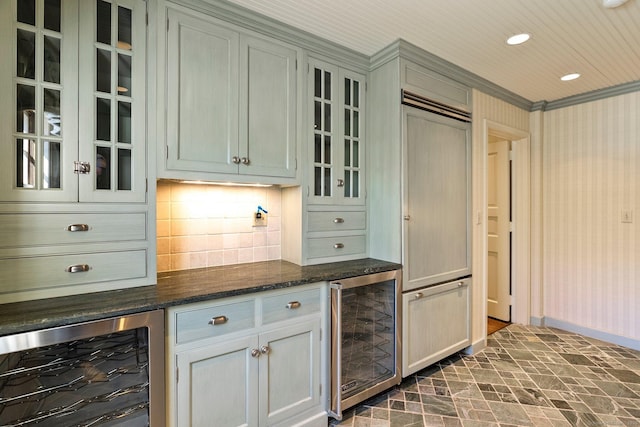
[483,120,530,337]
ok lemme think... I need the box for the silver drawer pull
[251,348,261,358]
[334,243,344,249]
[286,301,301,310]
[333,217,344,224]
[260,345,270,355]
[208,316,229,326]
[414,292,423,299]
[66,264,90,273]
[67,224,89,232]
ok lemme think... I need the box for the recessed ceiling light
[561,73,581,81]
[506,33,530,45]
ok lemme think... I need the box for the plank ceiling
[225,0,640,103]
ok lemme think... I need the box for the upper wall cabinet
[159,6,300,184]
[308,59,365,207]
[0,0,147,203]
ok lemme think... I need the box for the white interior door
[487,139,511,321]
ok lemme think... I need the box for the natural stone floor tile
[330,325,640,427]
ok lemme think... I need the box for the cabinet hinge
[145,178,148,193]
[319,328,322,341]
[320,384,322,396]
[167,17,170,32]
[166,145,169,159]
[176,367,179,383]
[145,11,148,26]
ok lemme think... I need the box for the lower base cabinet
[166,283,328,427]
[402,278,471,377]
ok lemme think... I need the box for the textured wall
[543,92,640,340]
[156,181,282,272]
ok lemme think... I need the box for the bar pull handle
[333,217,344,223]
[208,315,229,326]
[66,264,90,273]
[286,301,301,310]
[67,224,89,232]
[334,243,344,249]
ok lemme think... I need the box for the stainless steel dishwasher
[0,310,165,426]
[329,269,402,420]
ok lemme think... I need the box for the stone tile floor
[330,324,640,427]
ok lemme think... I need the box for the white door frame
[481,120,531,333]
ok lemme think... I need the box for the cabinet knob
[334,243,344,249]
[67,224,89,232]
[240,157,250,165]
[333,217,344,224]
[66,264,91,273]
[208,315,228,326]
[404,215,411,221]
[458,282,464,287]
[232,156,241,164]
[414,292,423,299]
[286,301,301,310]
[260,345,270,355]
[251,348,261,358]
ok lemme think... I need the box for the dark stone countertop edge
[0,258,401,337]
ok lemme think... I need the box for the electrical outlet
[622,210,633,223]
[253,212,268,227]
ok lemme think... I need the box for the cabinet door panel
[403,107,471,290]
[177,335,258,427]
[0,0,78,202]
[166,9,239,174]
[402,279,471,376]
[259,319,321,425]
[240,35,297,178]
[78,0,147,203]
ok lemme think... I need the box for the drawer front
[175,300,255,344]
[307,211,366,233]
[0,213,147,248]
[307,235,366,259]
[0,250,147,294]
[262,287,321,325]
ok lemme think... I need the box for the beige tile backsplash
[157,181,282,272]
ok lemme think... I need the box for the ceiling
[225,0,640,104]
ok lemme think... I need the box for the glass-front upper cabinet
[0,0,145,203]
[309,59,365,206]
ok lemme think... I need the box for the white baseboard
[537,316,640,351]
[464,338,486,355]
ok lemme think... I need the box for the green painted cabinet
[0,0,151,303]
[166,284,328,427]
[161,5,299,184]
[282,58,367,265]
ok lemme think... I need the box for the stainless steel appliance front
[0,310,165,426]
[329,269,401,419]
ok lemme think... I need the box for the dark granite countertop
[0,258,401,337]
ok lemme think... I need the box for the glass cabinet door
[309,60,365,205]
[78,0,146,203]
[1,0,144,203]
[312,63,334,199]
[0,0,79,202]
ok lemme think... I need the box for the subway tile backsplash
[156,181,282,272]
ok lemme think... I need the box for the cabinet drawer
[0,250,147,294]
[307,211,365,233]
[307,235,366,259]
[262,287,321,325]
[0,213,147,248]
[175,299,255,345]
